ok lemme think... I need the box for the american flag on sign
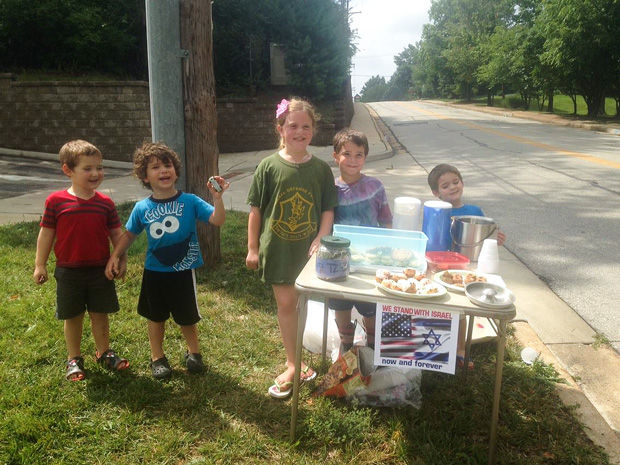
[380,312,452,362]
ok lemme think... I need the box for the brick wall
[0,75,151,162]
[0,75,350,161]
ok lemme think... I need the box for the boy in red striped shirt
[34,140,129,381]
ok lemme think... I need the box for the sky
[348,0,432,95]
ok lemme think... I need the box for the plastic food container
[425,251,470,273]
[316,235,351,281]
[332,224,428,273]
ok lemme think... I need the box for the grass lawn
[462,94,618,118]
[0,206,610,464]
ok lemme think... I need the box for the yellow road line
[398,101,620,169]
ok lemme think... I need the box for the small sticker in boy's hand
[208,176,222,192]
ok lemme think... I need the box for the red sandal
[96,349,129,372]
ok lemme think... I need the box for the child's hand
[308,238,321,257]
[116,254,128,279]
[497,230,506,246]
[207,176,230,199]
[33,265,47,285]
[105,256,120,280]
[246,248,259,270]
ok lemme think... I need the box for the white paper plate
[434,270,489,293]
[377,282,446,300]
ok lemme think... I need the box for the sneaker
[150,356,172,380]
[184,352,204,374]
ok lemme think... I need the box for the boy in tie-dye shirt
[331,128,392,354]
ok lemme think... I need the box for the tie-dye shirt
[334,174,392,227]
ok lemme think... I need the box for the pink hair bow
[276,99,289,118]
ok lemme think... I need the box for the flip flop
[456,355,475,370]
[268,379,293,399]
[300,365,317,382]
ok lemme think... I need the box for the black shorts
[329,298,377,317]
[137,269,201,326]
[55,266,120,320]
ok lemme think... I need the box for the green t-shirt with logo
[247,153,338,284]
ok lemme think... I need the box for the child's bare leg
[180,324,199,354]
[64,313,85,359]
[457,315,473,369]
[362,315,376,347]
[272,284,310,382]
[147,320,166,361]
[334,309,355,353]
[334,309,353,328]
[88,311,110,356]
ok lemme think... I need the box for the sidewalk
[0,101,618,462]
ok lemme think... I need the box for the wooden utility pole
[180,0,221,265]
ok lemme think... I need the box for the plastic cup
[476,239,499,274]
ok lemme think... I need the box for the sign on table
[373,301,459,374]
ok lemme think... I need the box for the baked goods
[439,271,487,288]
[376,268,443,296]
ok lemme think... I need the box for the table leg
[321,299,329,362]
[463,314,475,379]
[290,294,308,442]
[487,319,507,465]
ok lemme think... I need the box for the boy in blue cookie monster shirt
[106,142,228,379]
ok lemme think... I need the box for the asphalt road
[0,153,131,199]
[369,100,620,352]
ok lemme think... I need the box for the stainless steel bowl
[465,282,515,309]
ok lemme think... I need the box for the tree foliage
[392,0,619,116]
[359,75,389,102]
[0,0,146,78]
[0,0,354,101]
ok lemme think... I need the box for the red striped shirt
[40,190,121,267]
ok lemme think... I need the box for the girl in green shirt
[246,98,338,398]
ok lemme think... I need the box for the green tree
[537,0,620,117]
[384,45,418,100]
[359,75,388,102]
[428,0,517,100]
[0,0,146,77]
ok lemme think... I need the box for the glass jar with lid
[315,235,351,282]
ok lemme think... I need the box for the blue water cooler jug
[422,200,453,251]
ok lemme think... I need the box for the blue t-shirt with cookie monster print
[125,191,214,272]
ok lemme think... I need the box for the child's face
[434,172,464,206]
[278,110,313,155]
[63,154,104,195]
[143,156,178,196]
[333,141,366,181]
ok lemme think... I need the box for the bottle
[316,236,351,282]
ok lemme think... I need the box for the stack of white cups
[476,239,499,274]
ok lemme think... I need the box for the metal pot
[450,215,497,261]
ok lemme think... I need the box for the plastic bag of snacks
[313,346,422,408]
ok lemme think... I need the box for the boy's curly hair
[133,142,182,189]
[333,128,369,156]
[59,139,102,170]
[427,163,463,192]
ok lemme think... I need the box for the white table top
[295,255,516,320]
